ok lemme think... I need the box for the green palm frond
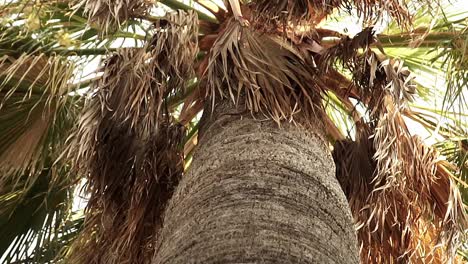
[0,54,80,182]
[323,91,355,140]
[0,0,149,58]
[0,5,87,259]
[0,163,76,263]
[0,54,82,263]
[382,2,468,117]
[20,214,84,264]
[436,138,468,202]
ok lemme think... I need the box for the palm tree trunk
[153,100,359,263]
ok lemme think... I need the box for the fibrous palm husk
[67,11,198,264]
[205,19,323,125]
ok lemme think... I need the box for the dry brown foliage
[72,0,153,32]
[248,0,434,30]
[67,11,198,264]
[334,117,467,263]
[66,1,466,263]
[0,54,76,188]
[205,19,323,125]
[330,31,467,262]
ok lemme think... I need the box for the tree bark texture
[153,101,359,263]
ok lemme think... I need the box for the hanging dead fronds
[332,42,467,262]
[318,28,416,114]
[334,120,467,263]
[69,117,185,264]
[249,0,341,28]
[318,27,377,71]
[205,19,322,125]
[67,11,198,264]
[91,11,198,132]
[329,25,466,261]
[352,0,411,27]
[333,122,375,210]
[73,0,152,33]
[246,0,437,31]
[364,94,466,263]
[318,28,387,110]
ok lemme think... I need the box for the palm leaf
[205,19,322,125]
[318,23,467,261]
[26,214,84,263]
[0,13,84,261]
[66,11,197,264]
[0,164,76,263]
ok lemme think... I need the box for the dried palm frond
[0,54,81,262]
[371,102,466,263]
[332,57,467,262]
[334,120,467,263]
[319,28,417,113]
[205,19,322,125]
[375,100,465,263]
[333,122,375,226]
[328,24,467,261]
[0,54,79,189]
[72,0,152,33]
[318,28,385,110]
[248,0,436,30]
[69,117,185,264]
[67,11,197,264]
[318,27,377,70]
[352,0,412,27]
[249,0,341,28]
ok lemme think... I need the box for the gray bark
[153,101,359,263]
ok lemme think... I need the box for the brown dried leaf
[334,102,467,263]
[67,11,198,264]
[72,0,152,33]
[248,0,434,30]
[205,19,323,126]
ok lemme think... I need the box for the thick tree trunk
[153,101,359,263]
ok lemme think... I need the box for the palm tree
[0,0,467,263]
